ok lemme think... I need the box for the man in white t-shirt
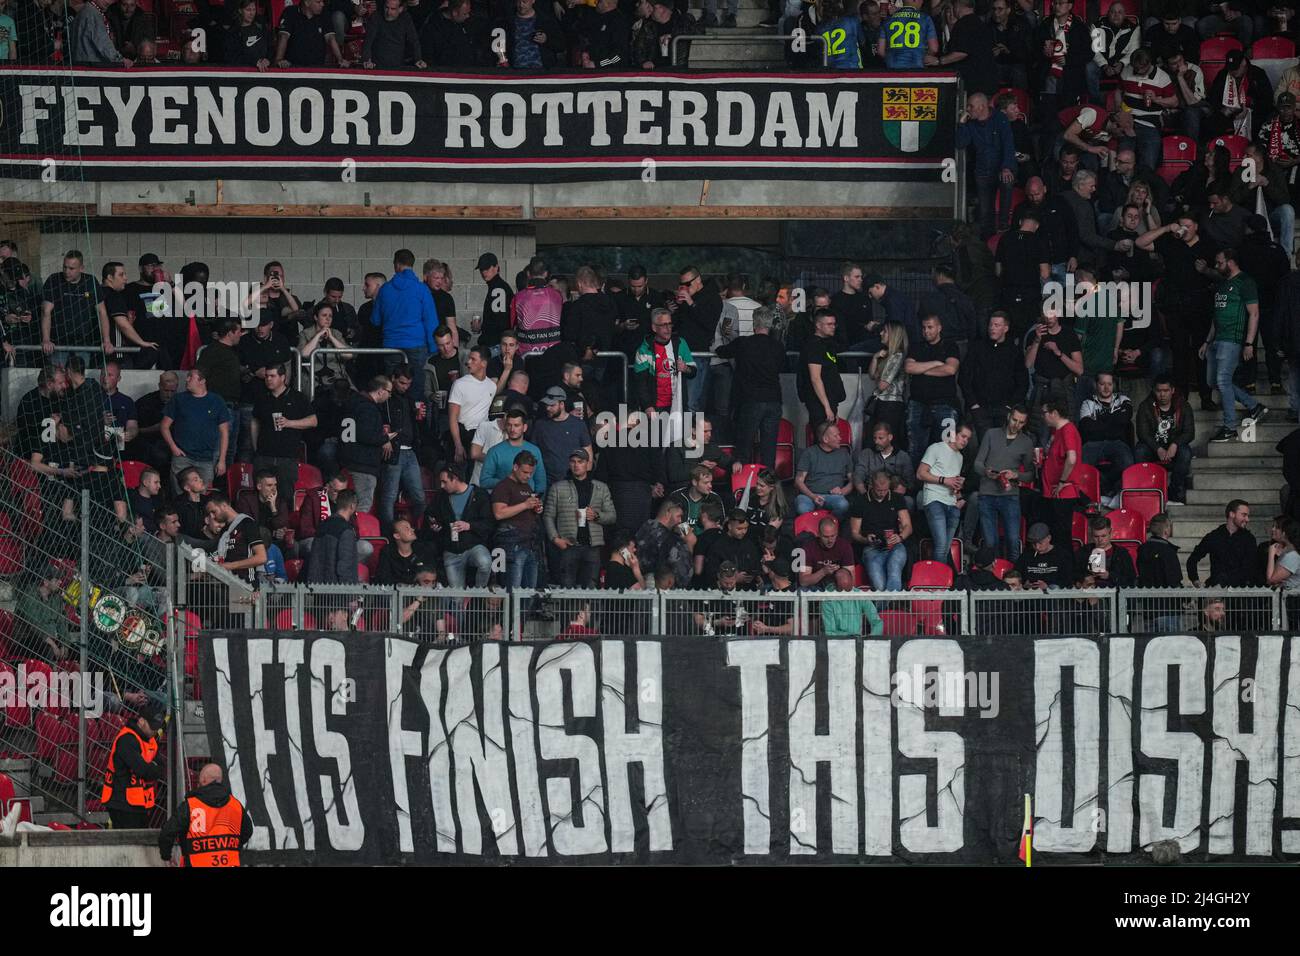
[469,415,505,485]
[447,346,497,465]
[916,421,973,568]
[709,274,761,422]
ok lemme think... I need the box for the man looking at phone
[491,450,545,588]
[850,469,913,590]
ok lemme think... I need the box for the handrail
[9,344,143,355]
[670,32,829,67]
[301,346,406,400]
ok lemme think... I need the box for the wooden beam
[0,202,97,217]
[533,205,950,220]
[109,203,525,219]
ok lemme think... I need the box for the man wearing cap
[101,704,167,829]
[1206,49,1274,142]
[1015,522,1073,591]
[477,252,515,353]
[543,448,615,587]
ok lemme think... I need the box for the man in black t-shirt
[251,364,317,499]
[100,260,160,368]
[1137,216,1218,407]
[274,0,348,67]
[1024,308,1084,438]
[208,492,268,587]
[797,309,845,428]
[937,0,997,96]
[849,469,913,591]
[476,252,515,353]
[828,261,873,349]
[996,210,1052,338]
[904,315,961,464]
[41,250,108,357]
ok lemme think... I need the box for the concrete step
[1192,420,1294,443]
[1191,470,1285,490]
[1192,455,1283,469]
[1203,439,1289,458]
[1184,488,1282,505]
[686,41,787,66]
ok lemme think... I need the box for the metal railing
[299,346,407,401]
[671,33,829,67]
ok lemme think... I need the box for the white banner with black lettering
[200,632,1300,863]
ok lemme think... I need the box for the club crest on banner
[883,86,938,153]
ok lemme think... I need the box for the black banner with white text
[0,68,958,183]
[200,632,1300,864]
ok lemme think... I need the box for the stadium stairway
[1168,391,1292,561]
[685,0,784,68]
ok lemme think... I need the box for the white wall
[37,223,538,327]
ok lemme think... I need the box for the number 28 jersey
[819,15,865,70]
[881,7,935,69]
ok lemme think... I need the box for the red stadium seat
[805,418,852,449]
[1119,462,1168,522]
[1100,0,1139,21]
[950,539,963,573]
[0,771,32,824]
[794,509,833,538]
[1106,508,1148,545]
[987,232,1003,254]
[1200,36,1243,88]
[227,461,255,500]
[284,558,304,582]
[1064,462,1101,505]
[878,609,919,636]
[296,463,323,490]
[995,185,1026,221]
[1072,511,1089,550]
[0,609,14,662]
[275,610,318,629]
[1212,134,1249,171]
[121,459,150,490]
[732,463,763,495]
[775,418,796,480]
[1250,36,1295,60]
[1114,540,1140,568]
[1156,134,1196,185]
[366,538,386,574]
[0,520,21,577]
[853,564,868,588]
[354,512,381,539]
[356,564,370,583]
[990,558,1014,580]
[0,662,31,728]
[909,560,954,591]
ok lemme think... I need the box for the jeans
[351,472,378,514]
[687,361,710,413]
[1182,103,1210,143]
[386,348,429,401]
[906,401,959,464]
[1135,443,1192,499]
[923,500,961,567]
[223,402,241,468]
[1133,123,1162,173]
[1206,340,1255,429]
[378,448,426,531]
[552,543,601,587]
[978,493,1022,561]
[1272,203,1295,257]
[443,545,492,587]
[710,362,734,421]
[734,400,782,468]
[1082,439,1135,496]
[975,174,1013,239]
[795,493,851,517]
[500,537,539,589]
[862,541,908,591]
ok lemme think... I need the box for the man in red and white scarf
[1209,49,1275,142]
[1260,91,1300,201]
[1035,0,1091,104]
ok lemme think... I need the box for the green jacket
[820,598,884,636]
[543,478,617,547]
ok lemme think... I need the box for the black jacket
[1137,537,1182,587]
[338,394,389,476]
[423,484,495,554]
[958,337,1029,411]
[1187,524,1257,586]
[305,514,360,584]
[157,779,254,865]
[495,8,567,67]
[419,11,490,66]
[1077,394,1134,445]
[714,332,785,404]
[672,284,723,352]
[1075,543,1136,587]
[561,291,619,356]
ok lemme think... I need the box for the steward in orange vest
[158,763,254,867]
[101,706,167,829]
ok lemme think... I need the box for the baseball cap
[138,702,167,730]
[139,253,163,268]
[476,252,499,271]
[1027,522,1051,544]
[1225,49,1245,70]
[569,448,590,463]
[541,385,568,407]
[1279,91,1297,107]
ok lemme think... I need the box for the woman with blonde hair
[1125,180,1161,233]
[868,321,909,442]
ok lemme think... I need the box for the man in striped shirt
[1118,47,1178,172]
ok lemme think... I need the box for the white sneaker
[1101,494,1120,510]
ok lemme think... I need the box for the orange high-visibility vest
[182,795,245,867]
[100,727,158,809]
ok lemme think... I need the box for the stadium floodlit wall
[0,67,961,220]
[202,631,1300,865]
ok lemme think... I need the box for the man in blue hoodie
[371,248,440,398]
[956,91,1016,240]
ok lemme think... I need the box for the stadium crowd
[4,232,1300,642]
